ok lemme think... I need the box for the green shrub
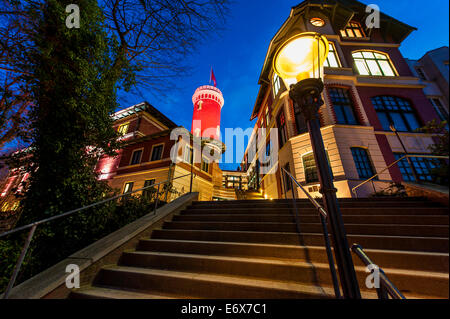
[0,194,164,294]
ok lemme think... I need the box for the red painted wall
[191,98,222,140]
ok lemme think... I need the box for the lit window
[352,51,396,76]
[118,123,129,135]
[273,74,282,97]
[1,202,9,212]
[302,152,333,184]
[201,157,210,173]
[351,148,376,179]
[130,149,142,165]
[323,43,340,68]
[310,17,325,27]
[340,21,366,38]
[303,153,319,184]
[150,144,163,161]
[11,202,20,211]
[372,96,421,132]
[123,182,134,194]
[328,88,359,125]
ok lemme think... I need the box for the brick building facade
[240,0,446,199]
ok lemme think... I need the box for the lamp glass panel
[273,33,328,86]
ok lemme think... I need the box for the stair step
[189,199,442,209]
[94,266,338,298]
[118,251,449,298]
[70,286,189,299]
[163,221,448,237]
[137,239,449,273]
[173,214,449,225]
[151,229,449,253]
[181,207,448,215]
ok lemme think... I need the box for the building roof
[250,0,417,119]
[112,101,178,129]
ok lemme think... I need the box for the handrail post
[377,283,389,300]
[289,172,301,234]
[3,224,37,299]
[153,183,161,215]
[319,214,341,298]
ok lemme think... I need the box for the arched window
[352,51,396,76]
[340,21,366,38]
[371,96,421,132]
[351,148,376,179]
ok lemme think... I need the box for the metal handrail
[282,169,327,218]
[352,154,449,197]
[351,244,406,299]
[0,172,192,298]
[281,167,341,298]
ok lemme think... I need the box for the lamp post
[273,32,361,298]
[389,123,420,183]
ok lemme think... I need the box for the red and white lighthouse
[191,84,224,141]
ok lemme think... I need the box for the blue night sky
[120,0,449,171]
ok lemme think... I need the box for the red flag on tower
[210,67,217,87]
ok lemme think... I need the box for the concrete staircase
[71,197,449,299]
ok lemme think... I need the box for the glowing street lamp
[273,32,361,299]
[273,32,329,87]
